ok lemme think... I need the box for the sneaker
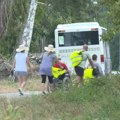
[42,91,48,95]
[42,91,46,95]
[18,88,24,96]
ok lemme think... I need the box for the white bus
[54,22,111,74]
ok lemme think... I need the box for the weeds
[0,75,120,120]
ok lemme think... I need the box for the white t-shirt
[79,51,90,69]
[15,52,28,72]
[93,61,103,75]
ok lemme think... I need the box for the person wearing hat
[39,44,57,94]
[13,45,32,95]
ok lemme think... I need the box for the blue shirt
[39,52,56,76]
[15,52,28,72]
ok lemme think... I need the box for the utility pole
[19,0,50,52]
[20,0,37,49]
[119,33,120,70]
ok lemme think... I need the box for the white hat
[44,44,55,52]
[16,44,29,52]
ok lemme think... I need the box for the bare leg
[40,75,47,93]
[17,76,22,89]
[77,76,83,85]
[48,76,55,92]
[17,76,25,95]
[20,76,27,89]
[40,83,46,92]
[63,77,69,91]
[49,83,55,92]
[46,82,52,93]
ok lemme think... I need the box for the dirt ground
[0,80,17,93]
[0,76,42,93]
[0,85,17,93]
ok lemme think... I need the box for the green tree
[0,0,30,56]
[96,0,120,70]
[98,0,120,40]
[31,0,94,52]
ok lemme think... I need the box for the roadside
[0,91,43,99]
[0,75,119,120]
[0,76,42,93]
[0,76,45,98]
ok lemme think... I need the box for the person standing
[74,44,94,84]
[39,44,57,94]
[13,45,32,95]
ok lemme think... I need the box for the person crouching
[52,57,70,90]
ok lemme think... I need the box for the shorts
[15,71,27,76]
[74,66,84,77]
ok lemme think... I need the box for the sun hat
[44,44,55,52]
[16,44,29,52]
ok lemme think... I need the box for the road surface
[0,91,43,99]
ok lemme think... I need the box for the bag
[92,68,100,77]
[70,50,83,67]
[84,68,95,79]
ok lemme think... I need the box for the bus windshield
[58,31,99,47]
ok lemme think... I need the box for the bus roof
[56,22,100,30]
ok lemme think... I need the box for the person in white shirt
[92,54,103,77]
[13,45,32,95]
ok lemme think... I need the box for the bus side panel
[98,28,105,73]
[55,29,59,48]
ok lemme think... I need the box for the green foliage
[0,0,120,55]
[0,0,30,56]
[110,33,120,70]
[99,0,120,41]
[0,98,24,120]
[0,75,120,119]
[97,0,120,70]
[31,0,95,52]
[44,75,120,119]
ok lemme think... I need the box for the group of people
[13,44,103,95]
[74,44,103,84]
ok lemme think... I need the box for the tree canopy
[0,0,120,56]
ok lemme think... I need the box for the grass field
[0,74,120,120]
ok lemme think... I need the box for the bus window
[58,31,99,47]
[58,33,65,46]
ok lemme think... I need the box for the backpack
[92,68,100,77]
[70,50,83,67]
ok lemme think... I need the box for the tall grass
[0,74,120,120]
